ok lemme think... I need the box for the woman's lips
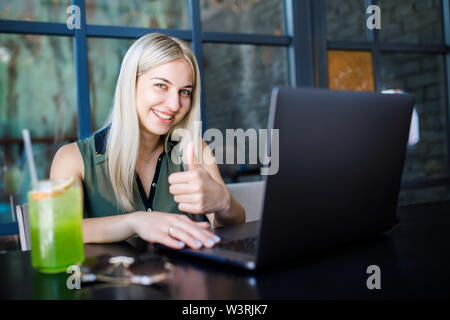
[151,109,174,123]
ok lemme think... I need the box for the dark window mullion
[0,20,73,36]
[328,41,447,54]
[201,32,290,46]
[327,41,373,51]
[73,0,91,139]
[189,0,207,134]
[85,25,192,41]
[442,0,450,46]
[442,0,450,178]
[369,0,381,92]
[365,0,374,42]
[312,0,328,88]
[285,0,315,87]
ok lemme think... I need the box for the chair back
[227,181,266,222]
[16,204,30,251]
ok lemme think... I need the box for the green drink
[28,177,84,273]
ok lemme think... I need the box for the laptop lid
[255,87,414,268]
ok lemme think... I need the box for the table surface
[1,200,450,300]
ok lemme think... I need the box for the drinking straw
[22,129,38,188]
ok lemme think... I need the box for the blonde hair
[104,33,201,212]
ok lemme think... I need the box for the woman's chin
[141,122,172,136]
[139,114,180,137]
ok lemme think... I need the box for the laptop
[156,87,415,270]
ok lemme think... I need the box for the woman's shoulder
[50,142,84,181]
[77,126,110,156]
[50,126,110,181]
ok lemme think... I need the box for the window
[379,0,444,44]
[328,50,375,91]
[203,43,289,182]
[201,0,285,34]
[85,0,190,29]
[326,0,366,41]
[0,0,71,23]
[380,53,448,181]
[87,37,134,131]
[203,44,289,132]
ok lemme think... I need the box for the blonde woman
[50,33,245,250]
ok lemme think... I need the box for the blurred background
[0,0,449,247]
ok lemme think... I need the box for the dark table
[1,200,450,300]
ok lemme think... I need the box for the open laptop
[156,87,415,270]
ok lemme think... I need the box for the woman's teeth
[153,110,173,120]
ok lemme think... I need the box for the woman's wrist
[126,211,143,235]
[213,185,246,225]
[215,185,232,217]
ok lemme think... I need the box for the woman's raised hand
[168,142,231,215]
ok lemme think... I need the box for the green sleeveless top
[76,127,207,222]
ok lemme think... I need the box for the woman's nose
[166,91,181,112]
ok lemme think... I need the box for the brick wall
[326,0,366,41]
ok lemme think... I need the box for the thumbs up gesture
[168,140,230,215]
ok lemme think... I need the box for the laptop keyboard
[216,237,257,255]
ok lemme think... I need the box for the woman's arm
[81,211,216,249]
[49,143,220,248]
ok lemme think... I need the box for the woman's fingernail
[212,235,221,243]
[194,240,202,248]
[177,241,185,247]
[206,239,215,246]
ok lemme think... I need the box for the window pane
[87,37,134,131]
[380,53,448,184]
[0,34,77,214]
[85,0,190,29]
[326,0,367,41]
[379,0,444,44]
[201,0,285,35]
[328,50,375,91]
[0,0,70,23]
[203,44,289,182]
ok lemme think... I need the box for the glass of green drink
[28,177,84,273]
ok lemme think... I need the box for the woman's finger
[169,183,197,195]
[167,225,204,249]
[175,215,211,230]
[178,202,202,214]
[195,221,211,229]
[173,193,201,204]
[168,171,198,184]
[156,233,186,249]
[172,221,218,248]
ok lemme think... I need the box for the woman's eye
[155,83,167,89]
[180,89,192,96]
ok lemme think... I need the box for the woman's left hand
[168,142,231,215]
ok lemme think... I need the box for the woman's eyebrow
[151,77,172,84]
[151,77,193,88]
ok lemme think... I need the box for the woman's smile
[151,109,175,123]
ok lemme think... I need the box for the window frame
[1,0,449,235]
